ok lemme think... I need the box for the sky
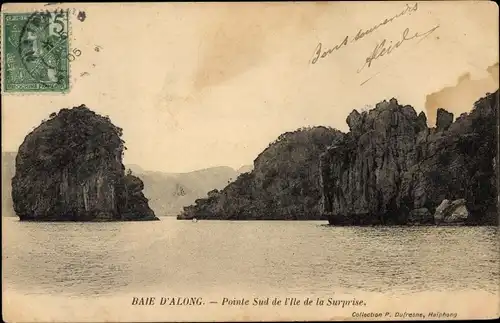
[2,1,499,173]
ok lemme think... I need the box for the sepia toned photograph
[1,1,499,322]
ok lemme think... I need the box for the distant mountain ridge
[127,165,253,215]
[1,151,252,216]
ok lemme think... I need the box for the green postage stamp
[2,10,70,93]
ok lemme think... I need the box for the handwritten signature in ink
[310,2,419,65]
[357,25,440,73]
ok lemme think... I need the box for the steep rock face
[178,127,344,220]
[117,173,157,221]
[400,91,498,224]
[436,108,453,131]
[320,99,422,224]
[321,91,498,225]
[408,208,433,225]
[12,105,158,221]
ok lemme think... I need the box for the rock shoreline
[327,198,470,226]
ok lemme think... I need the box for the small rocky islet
[179,90,498,225]
[12,105,158,221]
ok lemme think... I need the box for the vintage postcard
[1,1,499,322]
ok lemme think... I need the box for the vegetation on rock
[322,91,498,225]
[178,126,344,220]
[180,91,497,225]
[12,105,158,221]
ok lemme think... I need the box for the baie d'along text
[132,297,205,306]
[310,2,419,65]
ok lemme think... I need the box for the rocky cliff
[321,91,498,225]
[178,127,344,220]
[12,105,158,221]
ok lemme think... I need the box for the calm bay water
[3,216,498,297]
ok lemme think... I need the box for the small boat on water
[192,218,198,223]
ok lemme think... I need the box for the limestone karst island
[7,91,498,225]
[11,105,158,221]
[179,90,498,226]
